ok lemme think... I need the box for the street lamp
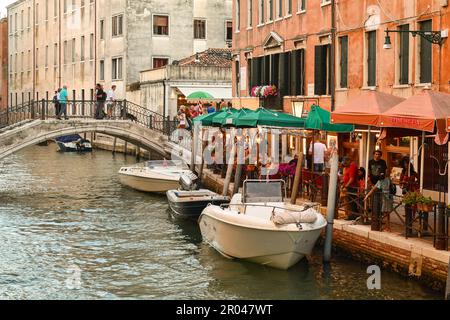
[383,29,447,49]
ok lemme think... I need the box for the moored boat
[118,160,191,193]
[167,189,229,218]
[199,179,327,270]
[55,134,92,152]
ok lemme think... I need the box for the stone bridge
[0,119,175,160]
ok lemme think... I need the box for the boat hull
[199,206,326,270]
[57,141,92,152]
[119,173,179,193]
[167,190,229,218]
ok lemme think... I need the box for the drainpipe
[32,0,35,101]
[330,0,336,112]
[58,0,61,88]
[162,80,166,119]
[94,0,97,91]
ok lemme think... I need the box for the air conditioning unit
[441,0,448,7]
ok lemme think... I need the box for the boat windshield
[146,160,188,169]
[243,180,284,203]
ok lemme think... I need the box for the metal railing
[0,99,178,136]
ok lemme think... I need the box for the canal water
[0,144,441,300]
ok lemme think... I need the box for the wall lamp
[383,29,447,49]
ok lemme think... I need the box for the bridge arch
[0,120,172,160]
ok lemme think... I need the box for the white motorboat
[199,179,327,270]
[118,160,191,193]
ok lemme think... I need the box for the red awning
[380,90,450,133]
[331,91,405,126]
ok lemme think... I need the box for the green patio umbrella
[187,91,214,99]
[305,105,354,132]
[220,108,256,127]
[192,109,221,126]
[211,107,239,127]
[235,108,306,128]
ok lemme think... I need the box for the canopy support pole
[420,131,425,192]
[198,129,208,184]
[324,152,339,262]
[290,136,304,204]
[190,124,198,173]
[365,126,371,188]
[223,129,236,196]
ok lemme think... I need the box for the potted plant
[402,191,419,208]
[416,195,434,212]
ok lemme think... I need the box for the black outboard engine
[179,171,199,191]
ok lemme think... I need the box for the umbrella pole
[190,124,198,173]
[290,135,304,204]
[198,129,208,184]
[365,126,371,188]
[420,131,425,192]
[223,129,237,196]
[232,129,245,195]
[324,152,339,262]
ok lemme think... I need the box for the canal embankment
[90,136,450,293]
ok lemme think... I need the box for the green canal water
[0,144,442,299]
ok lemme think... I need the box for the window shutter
[263,55,271,84]
[399,25,409,85]
[298,49,305,95]
[290,50,297,96]
[315,46,326,95]
[367,31,376,87]
[419,20,432,84]
[271,54,279,87]
[340,36,348,88]
[278,52,289,97]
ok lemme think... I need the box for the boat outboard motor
[179,172,199,191]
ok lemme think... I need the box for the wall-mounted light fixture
[383,28,447,49]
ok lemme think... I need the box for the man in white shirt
[106,85,117,119]
[309,136,328,172]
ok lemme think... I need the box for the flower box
[251,85,278,98]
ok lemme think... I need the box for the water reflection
[0,144,442,300]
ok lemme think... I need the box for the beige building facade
[7,0,232,107]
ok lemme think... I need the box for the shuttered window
[314,45,329,95]
[263,55,270,84]
[367,31,376,87]
[278,52,290,97]
[153,15,169,35]
[271,54,280,87]
[339,36,348,88]
[399,24,409,85]
[423,137,448,192]
[419,20,432,84]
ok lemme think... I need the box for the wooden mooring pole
[324,152,339,262]
[112,138,117,155]
[446,256,450,300]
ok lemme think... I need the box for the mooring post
[324,152,339,262]
[445,256,450,300]
[290,152,304,204]
[136,146,141,161]
[112,137,117,155]
[124,141,128,156]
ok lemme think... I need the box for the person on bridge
[58,86,69,120]
[53,89,61,117]
[95,84,107,119]
[106,85,117,119]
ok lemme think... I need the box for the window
[112,57,123,80]
[45,0,49,20]
[27,7,31,28]
[9,15,12,34]
[339,36,348,88]
[112,14,123,37]
[419,20,432,84]
[268,0,273,21]
[100,19,105,40]
[54,0,58,17]
[45,45,48,67]
[235,0,240,31]
[321,0,331,5]
[366,30,376,87]
[398,24,409,85]
[286,0,292,15]
[153,57,169,69]
[72,38,76,62]
[276,0,283,19]
[35,48,39,69]
[15,13,17,32]
[247,0,252,27]
[258,0,265,24]
[90,33,94,60]
[54,43,58,66]
[226,21,233,41]
[21,10,24,30]
[314,45,330,95]
[100,60,105,80]
[80,36,85,61]
[64,0,67,14]
[35,3,39,25]
[153,15,169,35]
[298,0,306,12]
[194,19,206,39]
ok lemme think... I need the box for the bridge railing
[0,99,179,136]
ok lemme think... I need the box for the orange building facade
[0,18,7,111]
[232,0,450,112]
